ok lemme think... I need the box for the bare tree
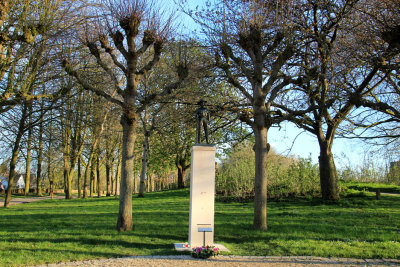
[345,0,400,142]
[188,0,302,230]
[276,0,400,200]
[63,0,188,231]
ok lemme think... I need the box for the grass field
[0,189,400,266]
[341,180,400,194]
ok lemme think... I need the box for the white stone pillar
[188,145,216,247]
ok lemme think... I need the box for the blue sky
[268,123,376,169]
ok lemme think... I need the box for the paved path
[34,255,400,267]
[3,195,66,205]
[0,195,75,206]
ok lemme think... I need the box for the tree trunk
[83,148,95,198]
[106,163,111,196]
[176,151,189,189]
[47,114,54,199]
[111,162,115,195]
[253,123,269,231]
[138,130,150,197]
[63,155,72,199]
[147,174,151,192]
[138,133,149,197]
[116,114,137,231]
[139,106,150,197]
[115,163,120,196]
[4,103,28,207]
[77,156,81,198]
[48,141,54,199]
[90,155,96,197]
[159,178,162,191]
[318,142,340,201]
[83,157,89,198]
[105,139,114,197]
[115,145,122,196]
[77,131,83,198]
[164,176,168,189]
[62,114,73,199]
[66,172,73,199]
[5,139,23,207]
[25,146,31,195]
[36,119,43,197]
[150,173,155,192]
[49,180,54,199]
[97,152,101,197]
[177,165,187,189]
[25,104,32,196]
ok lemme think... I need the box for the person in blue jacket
[0,176,8,192]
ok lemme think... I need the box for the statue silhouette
[195,99,210,144]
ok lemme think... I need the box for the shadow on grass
[214,195,400,246]
[6,247,125,259]
[5,236,175,252]
[0,189,399,264]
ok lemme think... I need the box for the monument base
[173,243,230,252]
[188,145,216,247]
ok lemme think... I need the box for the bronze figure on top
[195,99,210,144]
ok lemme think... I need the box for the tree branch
[136,41,163,76]
[62,60,124,107]
[136,64,188,113]
[262,45,295,94]
[86,42,124,95]
[99,34,127,74]
[215,52,254,102]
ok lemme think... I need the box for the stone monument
[174,100,228,252]
[188,144,216,247]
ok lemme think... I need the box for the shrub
[338,153,388,183]
[216,143,255,199]
[216,143,320,199]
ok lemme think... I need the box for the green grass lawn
[0,189,399,266]
[341,180,400,194]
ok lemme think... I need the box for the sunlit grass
[341,180,400,194]
[0,189,399,266]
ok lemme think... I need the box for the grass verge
[0,189,399,266]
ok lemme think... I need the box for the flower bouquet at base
[191,245,219,259]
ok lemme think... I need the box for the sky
[170,0,387,170]
[267,123,377,169]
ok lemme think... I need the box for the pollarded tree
[63,0,188,231]
[189,0,303,230]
